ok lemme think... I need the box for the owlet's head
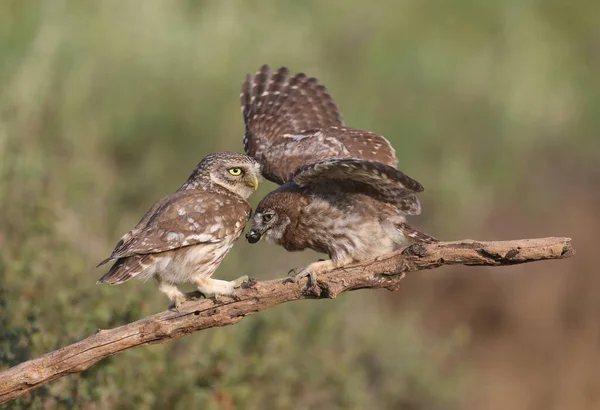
[246,190,294,245]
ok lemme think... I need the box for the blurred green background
[1,1,598,409]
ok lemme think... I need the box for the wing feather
[98,190,251,265]
[240,65,400,184]
[293,158,423,215]
[97,254,159,285]
[240,64,348,183]
[260,127,398,184]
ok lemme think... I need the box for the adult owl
[97,152,261,310]
[241,65,436,285]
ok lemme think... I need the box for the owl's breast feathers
[280,190,396,258]
[97,189,250,284]
[263,158,427,258]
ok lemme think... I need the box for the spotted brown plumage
[241,65,435,287]
[246,158,437,287]
[293,158,423,216]
[97,151,261,310]
[241,65,398,184]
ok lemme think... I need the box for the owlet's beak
[246,229,261,244]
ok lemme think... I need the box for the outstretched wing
[241,65,344,158]
[240,65,397,184]
[97,190,251,266]
[257,127,398,184]
[293,158,423,215]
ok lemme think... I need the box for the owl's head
[246,189,297,245]
[183,152,261,199]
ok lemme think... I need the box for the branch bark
[0,237,574,404]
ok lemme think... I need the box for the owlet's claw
[283,268,318,291]
[283,260,335,293]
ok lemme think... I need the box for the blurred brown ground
[405,160,600,410]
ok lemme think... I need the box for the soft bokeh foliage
[1,1,597,409]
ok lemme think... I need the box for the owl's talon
[169,289,209,311]
[283,272,298,284]
[306,271,318,293]
[168,294,189,312]
[284,269,319,292]
[232,275,249,289]
[241,277,258,289]
[283,268,305,284]
[231,276,257,300]
[184,290,206,300]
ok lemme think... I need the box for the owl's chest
[283,196,383,256]
[162,239,233,282]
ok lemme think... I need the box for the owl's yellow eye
[263,214,273,222]
[228,167,243,176]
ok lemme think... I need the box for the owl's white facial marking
[209,160,261,199]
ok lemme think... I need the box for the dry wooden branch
[0,237,574,404]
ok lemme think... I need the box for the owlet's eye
[263,214,273,222]
[228,167,243,176]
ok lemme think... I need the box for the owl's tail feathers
[395,222,439,244]
[96,256,113,267]
[385,219,438,246]
[97,255,149,285]
[241,65,344,150]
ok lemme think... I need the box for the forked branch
[0,237,574,404]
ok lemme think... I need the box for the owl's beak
[246,176,259,191]
[246,229,262,244]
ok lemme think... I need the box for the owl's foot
[238,276,258,290]
[184,290,206,300]
[284,260,335,294]
[284,268,318,291]
[228,276,259,300]
[224,275,250,302]
[156,279,190,312]
[168,294,191,312]
[190,276,253,304]
[232,275,249,289]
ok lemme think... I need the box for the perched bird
[240,65,436,284]
[97,152,261,310]
[246,159,437,285]
[241,64,398,185]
